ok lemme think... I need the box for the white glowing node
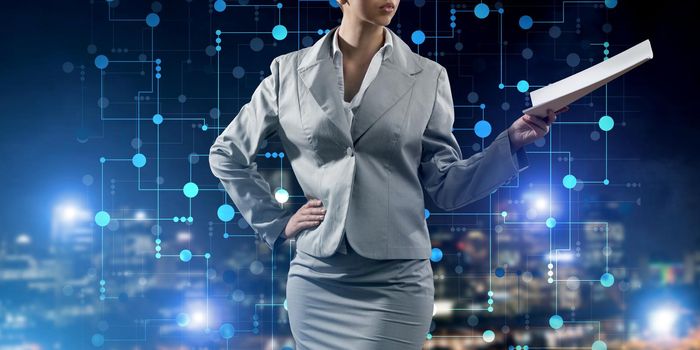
[275,188,290,203]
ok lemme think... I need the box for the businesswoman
[209,0,568,348]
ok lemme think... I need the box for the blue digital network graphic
[3,0,676,349]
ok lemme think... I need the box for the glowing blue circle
[562,174,577,189]
[424,208,430,219]
[592,340,607,350]
[474,120,492,138]
[176,313,190,327]
[546,217,557,228]
[549,314,564,329]
[598,115,614,131]
[474,3,489,19]
[145,13,160,27]
[220,323,235,339]
[430,247,443,262]
[179,249,193,262]
[519,15,533,30]
[94,55,109,69]
[152,113,163,125]
[272,25,287,40]
[91,333,104,347]
[183,182,199,198]
[214,0,226,12]
[482,330,495,342]
[217,204,235,222]
[604,0,617,8]
[411,30,426,45]
[329,0,339,8]
[132,153,146,168]
[516,80,530,93]
[600,272,614,287]
[95,211,110,227]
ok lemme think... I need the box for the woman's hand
[508,106,570,150]
[283,196,326,239]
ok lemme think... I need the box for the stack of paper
[523,39,654,118]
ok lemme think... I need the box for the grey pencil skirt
[286,236,434,350]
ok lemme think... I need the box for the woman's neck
[336,20,385,61]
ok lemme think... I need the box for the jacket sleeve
[209,56,294,250]
[418,66,530,211]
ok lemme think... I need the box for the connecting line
[106,2,144,22]
[564,320,602,340]
[533,1,606,24]
[103,319,175,342]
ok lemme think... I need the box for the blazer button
[345,146,354,157]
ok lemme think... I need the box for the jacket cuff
[503,129,530,172]
[264,210,294,250]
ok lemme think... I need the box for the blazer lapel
[297,25,424,147]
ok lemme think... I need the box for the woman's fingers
[300,213,325,222]
[554,105,570,114]
[525,115,548,133]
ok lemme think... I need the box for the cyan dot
[214,0,226,12]
[474,120,492,138]
[600,272,614,287]
[94,55,109,69]
[546,217,557,228]
[487,306,493,312]
[132,153,146,168]
[562,174,577,189]
[179,249,193,262]
[501,211,508,217]
[272,24,288,40]
[424,208,430,219]
[91,333,105,347]
[519,15,533,30]
[516,80,530,93]
[592,340,607,350]
[549,314,564,329]
[220,323,235,339]
[411,30,426,45]
[430,247,443,262]
[482,330,495,342]
[95,211,110,227]
[604,0,617,8]
[218,204,235,222]
[603,179,610,185]
[474,3,489,19]
[498,83,505,89]
[183,182,199,198]
[598,115,614,131]
[152,113,163,125]
[145,13,160,27]
[176,313,190,327]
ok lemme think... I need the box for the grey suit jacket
[209,26,529,259]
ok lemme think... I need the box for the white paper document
[523,39,654,118]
